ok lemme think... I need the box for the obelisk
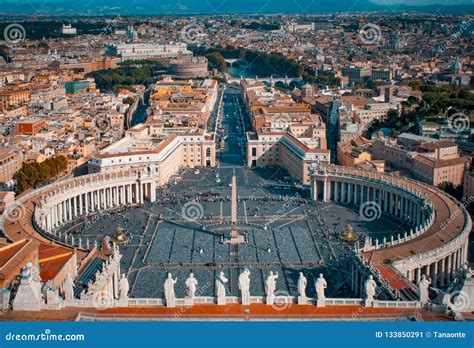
[223,169,245,245]
[230,173,238,240]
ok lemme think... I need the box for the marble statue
[315,273,327,300]
[119,274,130,301]
[216,271,228,305]
[185,273,198,299]
[238,268,251,305]
[298,272,307,298]
[364,275,377,306]
[315,273,327,307]
[13,262,43,311]
[297,272,308,304]
[164,273,177,308]
[265,271,278,305]
[418,275,431,305]
[63,272,74,301]
[102,235,111,254]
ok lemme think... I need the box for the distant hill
[0,0,473,15]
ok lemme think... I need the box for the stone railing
[394,214,472,271]
[125,296,421,309]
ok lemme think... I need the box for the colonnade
[312,178,426,228]
[407,244,468,287]
[34,171,157,233]
[310,165,471,290]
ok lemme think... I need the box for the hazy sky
[4,0,474,4]
[2,0,472,15]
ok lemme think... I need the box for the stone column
[58,202,63,224]
[150,182,156,203]
[85,192,89,214]
[79,194,83,215]
[400,197,404,219]
[440,258,445,287]
[456,248,462,270]
[323,179,328,202]
[395,195,400,217]
[433,261,438,287]
[47,209,52,231]
[341,182,346,203]
[446,254,452,284]
[72,196,76,218]
[101,189,105,209]
[68,198,72,221]
[99,189,102,209]
[450,253,456,277]
[416,205,421,226]
[407,200,412,222]
[460,244,466,265]
[114,187,119,206]
[55,204,59,227]
[312,180,317,201]
[90,191,95,212]
[51,206,55,228]
[347,183,353,204]
[134,183,139,204]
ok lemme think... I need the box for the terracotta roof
[413,154,470,169]
[0,239,30,267]
[418,140,457,151]
[0,303,451,321]
[375,264,411,291]
[39,251,73,282]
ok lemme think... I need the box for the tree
[438,182,463,200]
[13,156,68,194]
